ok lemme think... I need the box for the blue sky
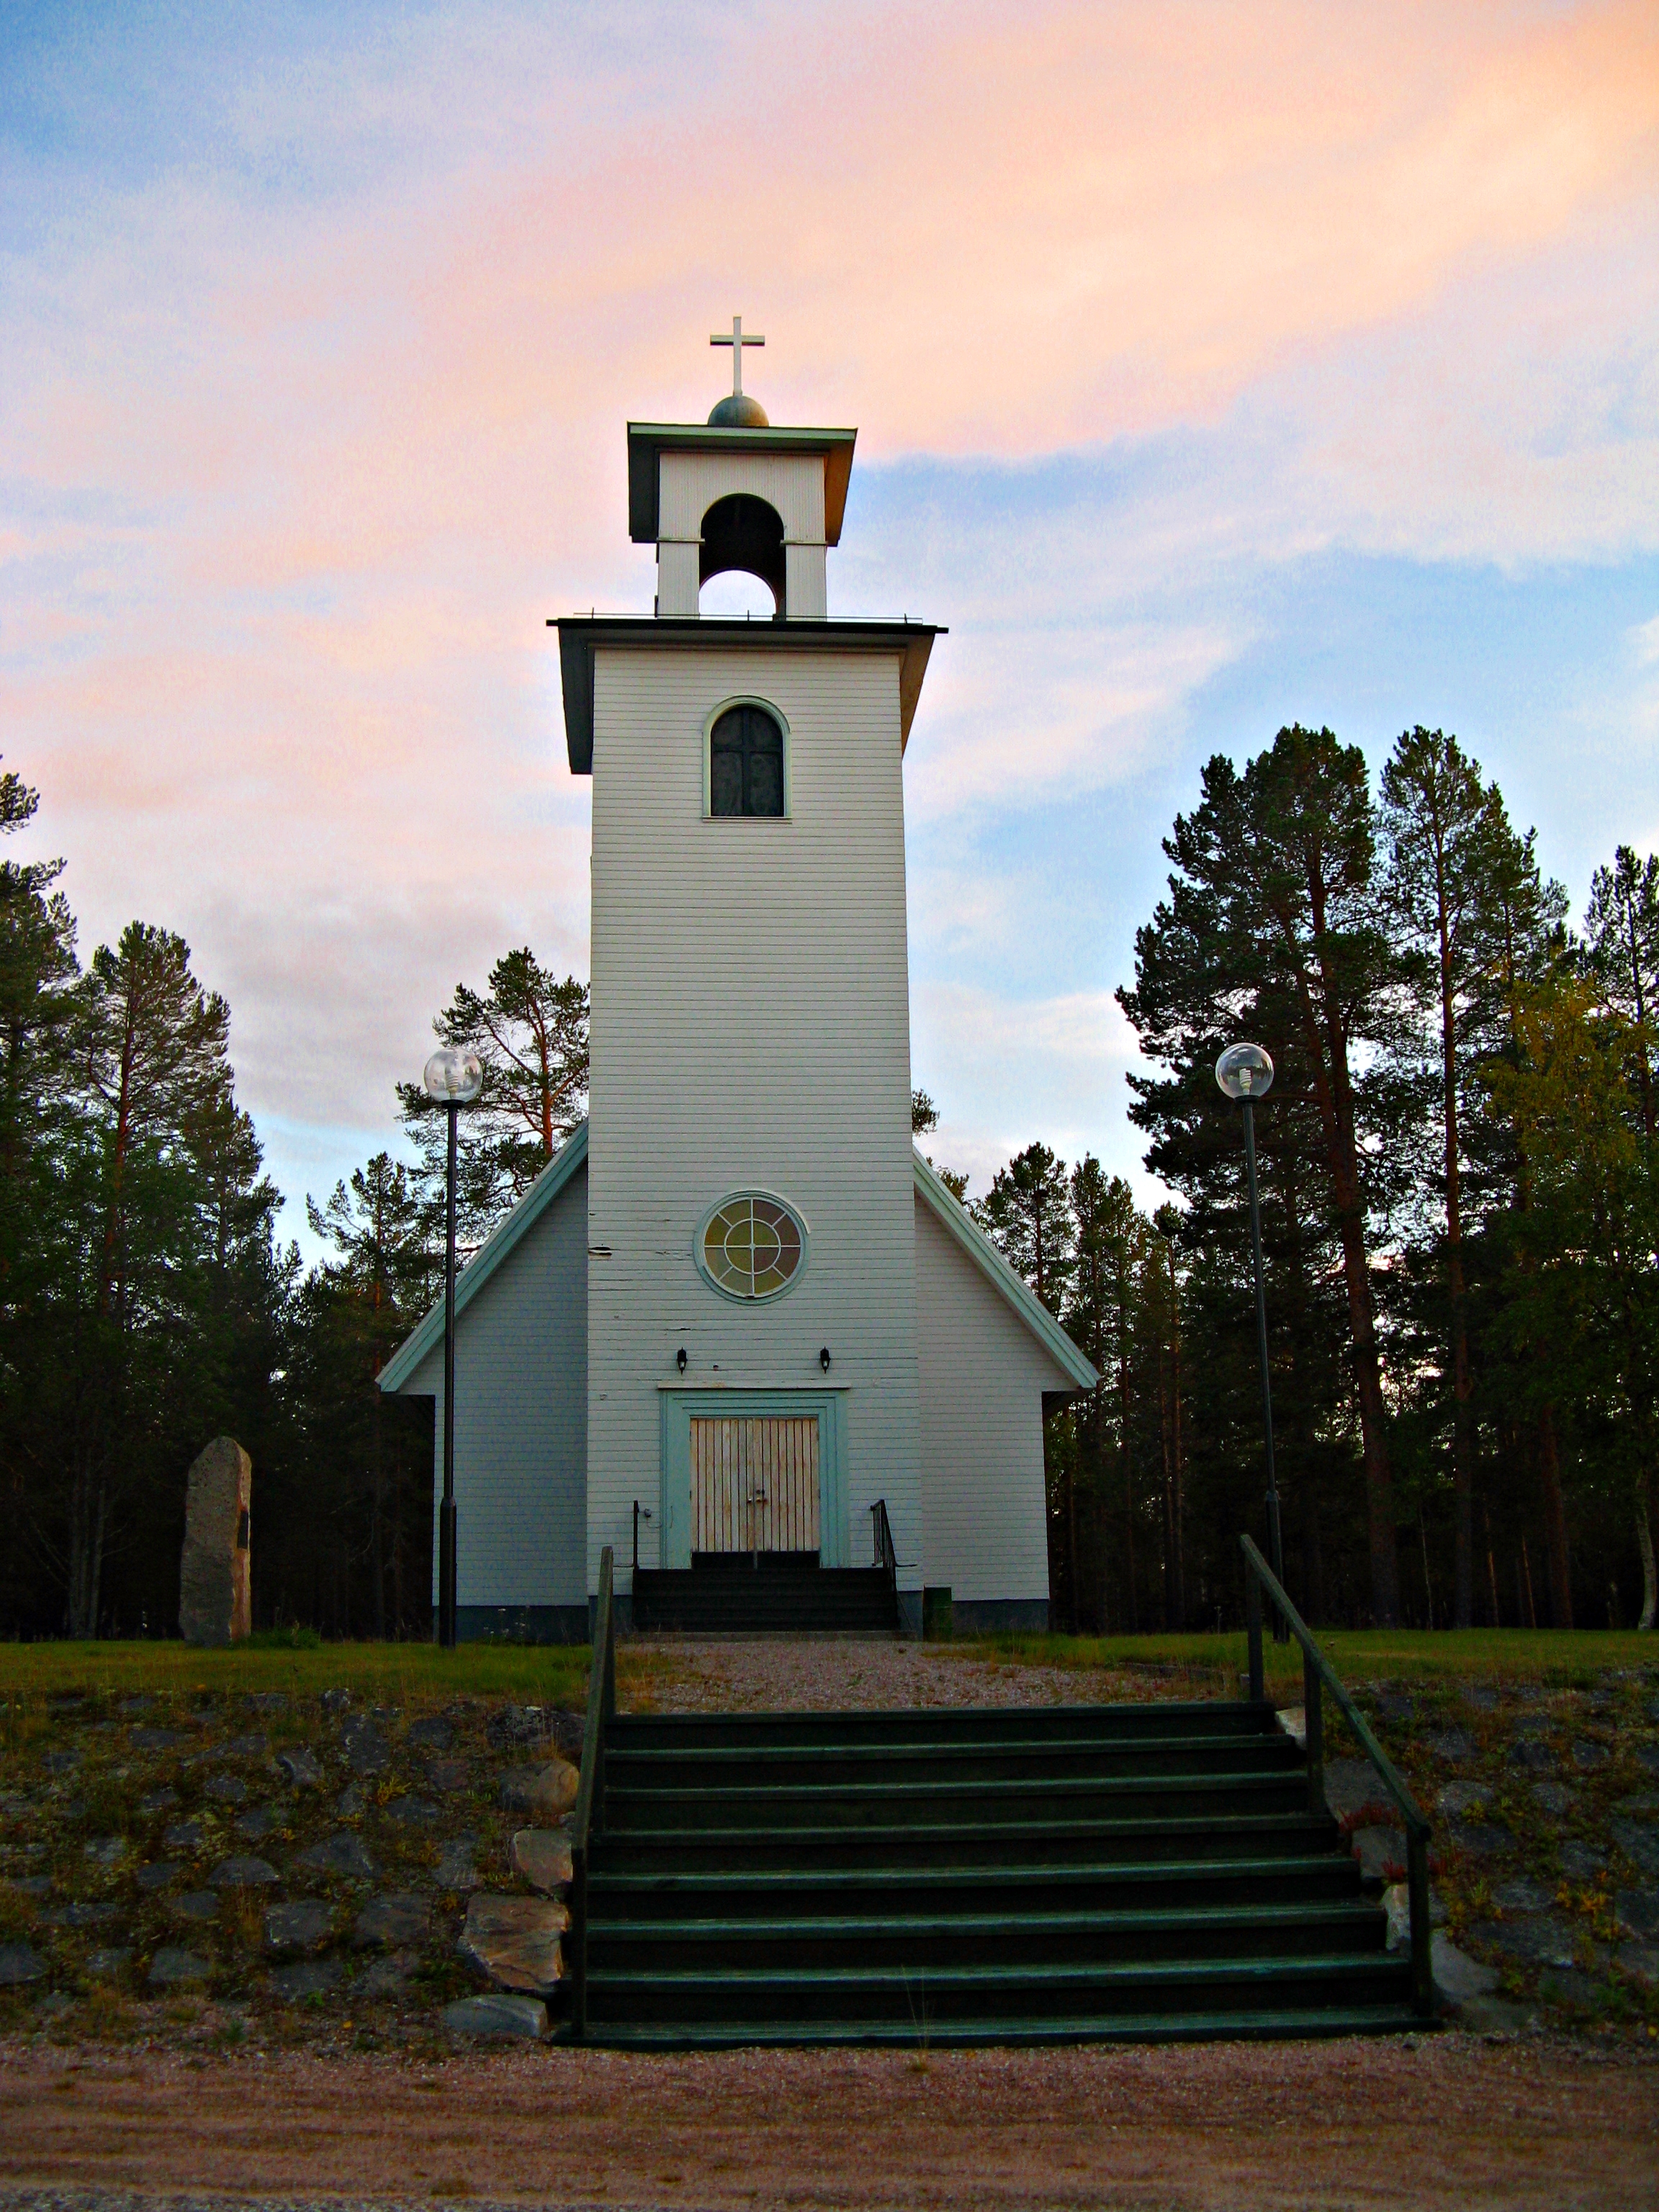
[1,1,1655,1253]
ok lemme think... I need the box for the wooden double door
[691,1414,821,1556]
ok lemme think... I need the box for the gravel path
[624,1637,1217,1712]
[2,2038,1655,2211]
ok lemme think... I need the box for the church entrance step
[631,1565,899,1635]
[573,1701,1425,2046]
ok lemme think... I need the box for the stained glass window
[710,704,784,817]
[700,1195,805,1300]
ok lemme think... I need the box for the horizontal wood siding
[913,1189,1066,1604]
[588,644,921,1593]
[658,452,825,545]
[406,1159,588,1609]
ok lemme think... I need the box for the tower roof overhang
[552,616,943,775]
[626,422,858,546]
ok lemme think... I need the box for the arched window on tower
[709,703,785,818]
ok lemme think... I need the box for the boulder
[135,1863,181,1893]
[458,1892,569,1995]
[209,1855,279,1889]
[1615,1888,1659,1937]
[354,1894,429,1949]
[271,1959,343,2000]
[294,1831,374,1881]
[1431,1934,1498,2006]
[500,1761,579,1821]
[0,1943,45,1987]
[86,1948,132,1979]
[170,1892,220,1923]
[82,1835,128,1870]
[1381,1881,1447,1950]
[178,1436,252,1647]
[382,1795,439,1826]
[427,1759,470,1794]
[147,1946,211,1990]
[407,1715,454,1753]
[1617,1941,1659,1987]
[264,1900,334,1956]
[162,1820,204,1853]
[435,1840,477,1892]
[204,1774,247,1804]
[1493,1876,1553,1915]
[1321,1759,1394,1823]
[1559,1841,1606,1879]
[340,1717,389,1776]
[443,1992,548,2039]
[1349,1825,1407,1884]
[276,1747,322,1788]
[1611,1819,1659,1879]
[510,1829,574,1894]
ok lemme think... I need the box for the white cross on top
[711,315,765,398]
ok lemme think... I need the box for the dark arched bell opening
[700,493,786,616]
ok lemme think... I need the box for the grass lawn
[0,1637,594,1726]
[0,1627,1650,1722]
[960,1625,1658,1695]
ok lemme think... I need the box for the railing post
[569,1840,588,2037]
[1303,1645,1323,1816]
[1408,1825,1435,2018]
[1246,1570,1264,1703]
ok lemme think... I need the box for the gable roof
[377,1122,588,1394]
[911,1147,1099,1392]
[379,1120,1097,1399]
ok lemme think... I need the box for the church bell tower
[554,326,940,1629]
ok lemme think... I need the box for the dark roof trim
[626,423,858,546]
[552,617,942,774]
[912,1149,1099,1392]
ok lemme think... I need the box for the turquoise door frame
[657,1390,849,1569]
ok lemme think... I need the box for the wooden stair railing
[1241,1534,1434,2018]
[568,1543,615,2038]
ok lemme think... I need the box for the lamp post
[424,1045,483,1650]
[1215,1042,1287,1634]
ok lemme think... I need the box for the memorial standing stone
[178,1436,252,1645]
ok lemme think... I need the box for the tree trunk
[1637,1476,1656,1632]
[1537,1406,1573,1628]
[1280,910,1400,1625]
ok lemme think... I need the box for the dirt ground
[1,2035,1655,2211]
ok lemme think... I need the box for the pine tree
[1379,727,1511,1627]
[399,951,588,1242]
[63,924,238,1635]
[1122,727,1406,1624]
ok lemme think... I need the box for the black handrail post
[1303,1645,1324,1817]
[1241,1095,1287,1643]
[1239,1534,1437,2023]
[568,1545,614,2041]
[1408,1825,1434,2017]
[1246,1571,1264,1704]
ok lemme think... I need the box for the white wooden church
[380,331,1097,1639]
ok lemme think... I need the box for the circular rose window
[698,1193,806,1301]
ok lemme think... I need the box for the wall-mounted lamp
[677,1346,688,1374]
[819,1346,832,1373]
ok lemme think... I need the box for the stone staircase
[631,1554,899,1636]
[572,1702,1420,2046]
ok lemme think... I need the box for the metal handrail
[567,1545,615,2038]
[1240,1535,1434,2018]
[871,1497,899,1612]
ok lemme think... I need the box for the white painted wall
[657,450,829,619]
[914,1190,1069,1604]
[408,1159,589,1610]
[587,642,921,1595]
